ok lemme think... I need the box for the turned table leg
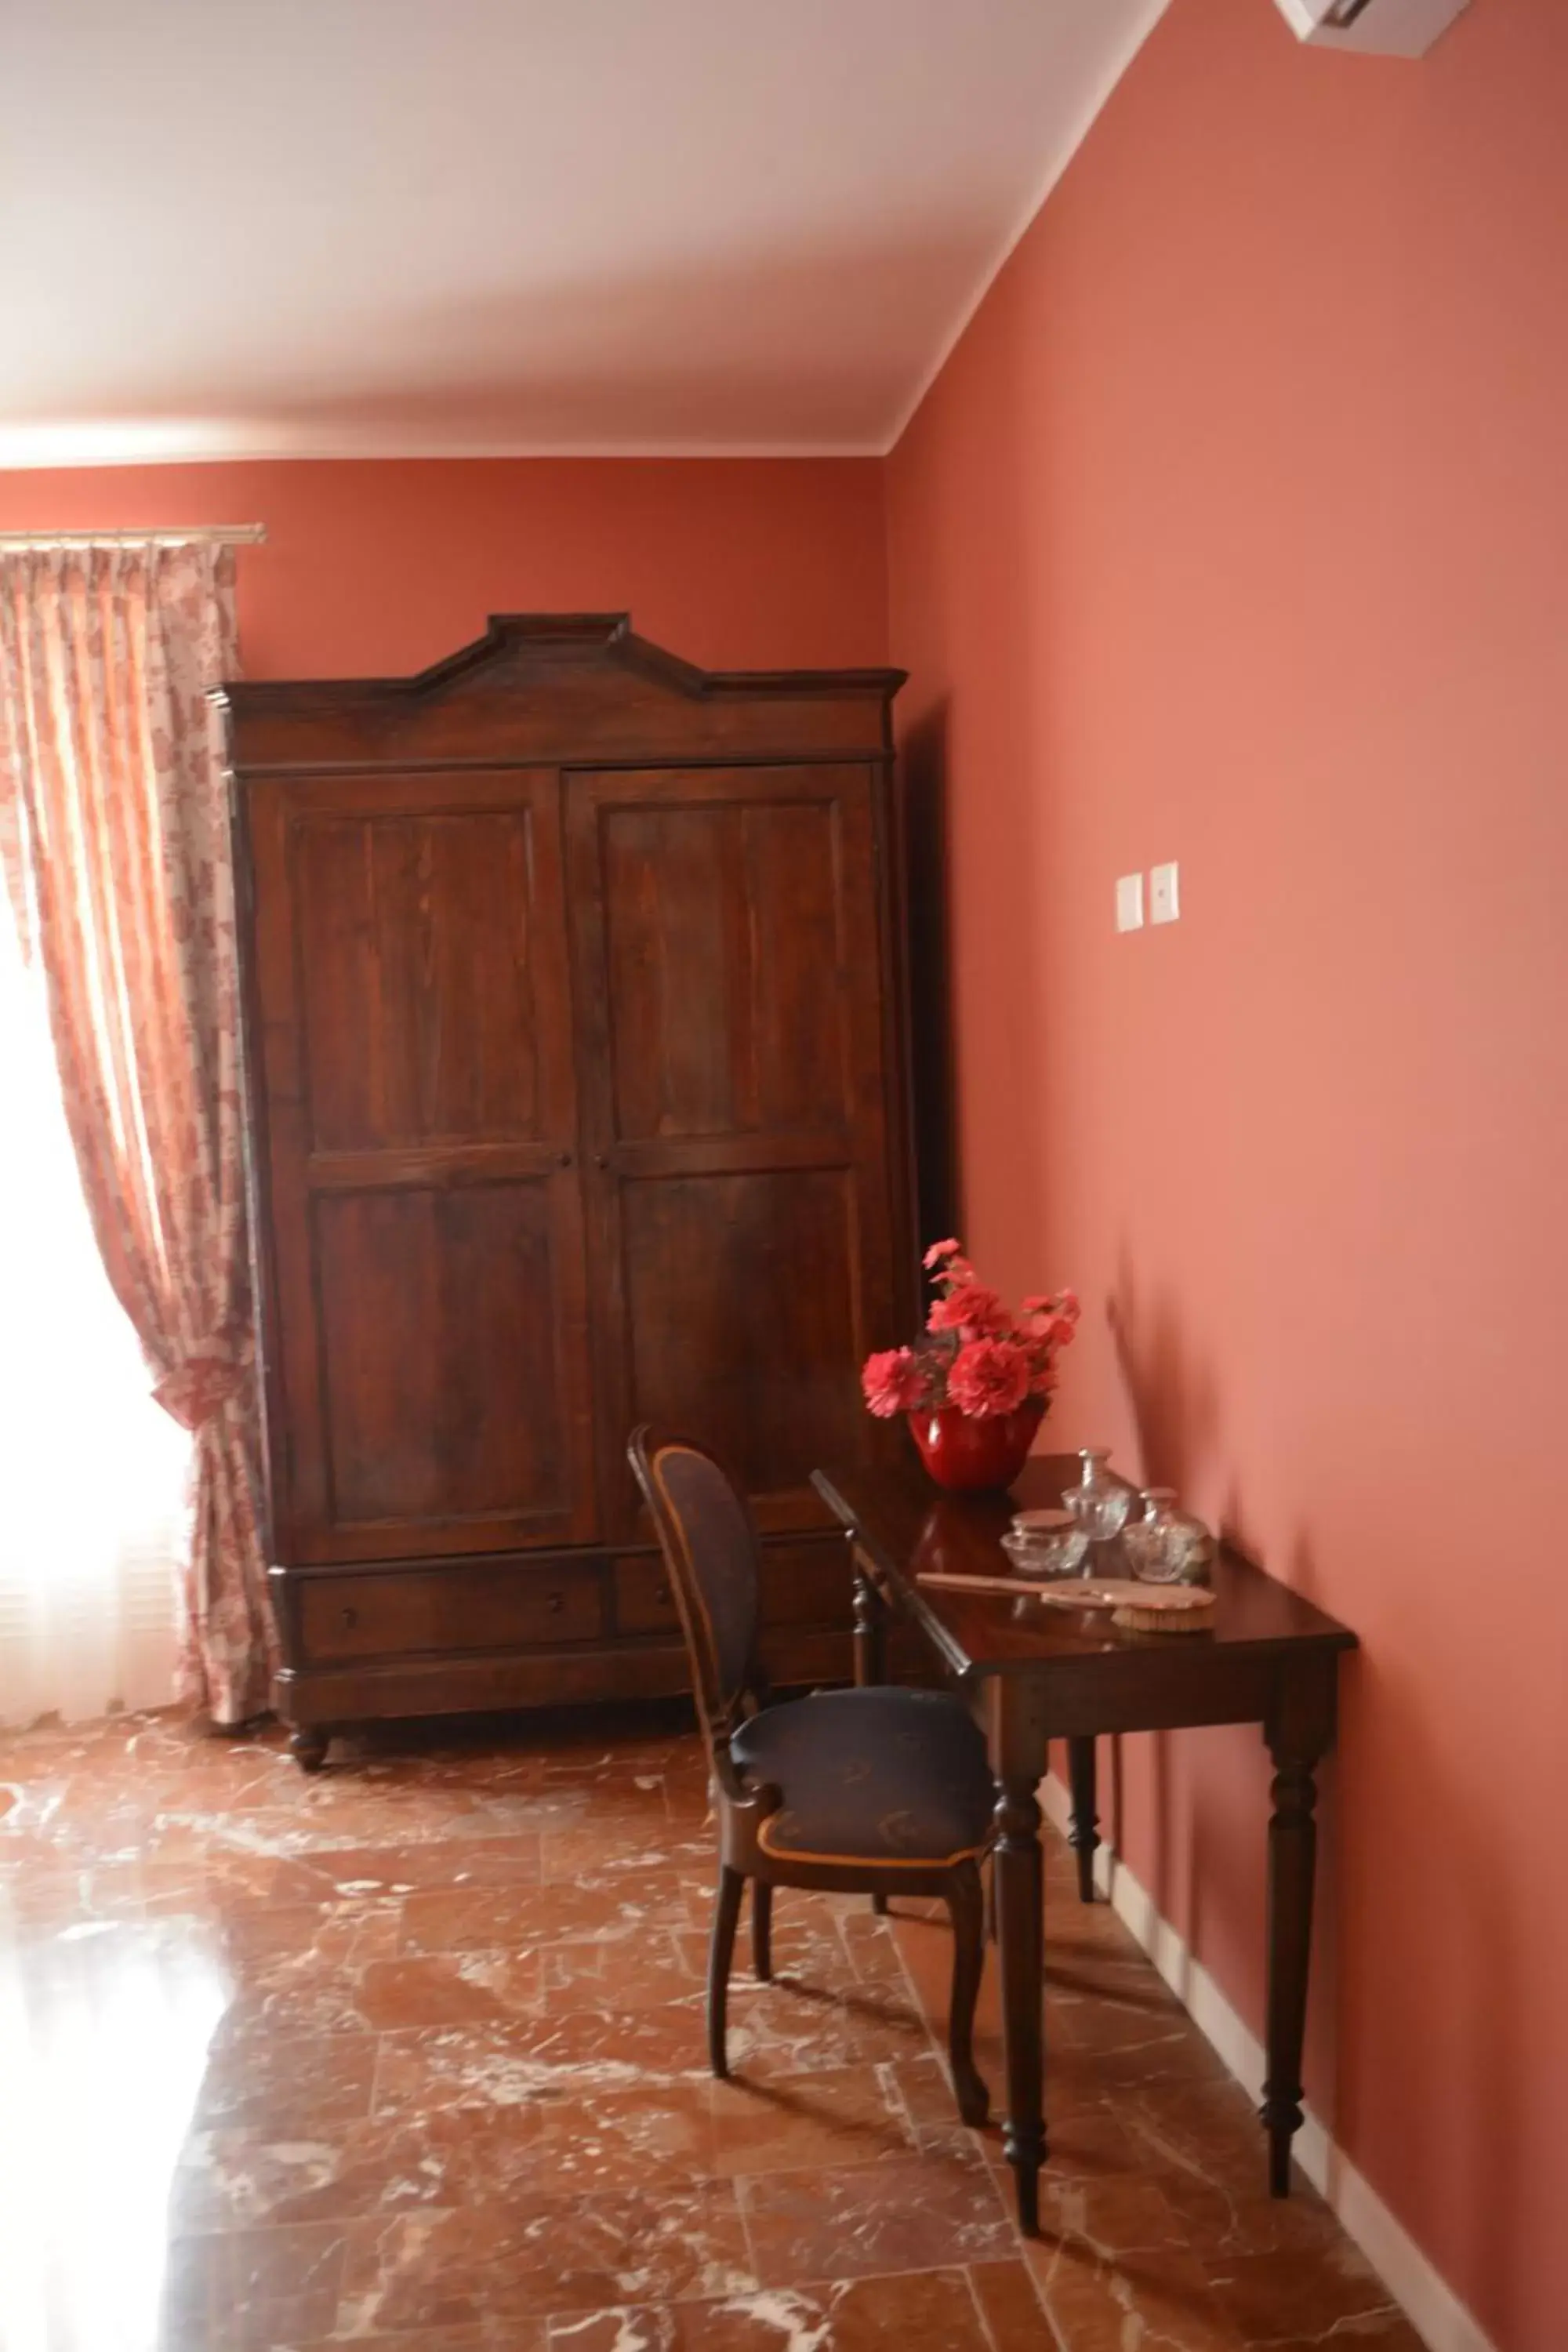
[1261,1664,1334,2197]
[1066,1736,1099,1904]
[993,1773,1047,2233]
[1261,1747,1318,2194]
[852,1545,887,1689]
[853,1548,893,1916]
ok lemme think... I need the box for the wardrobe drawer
[613,1540,852,1641]
[613,1556,681,1636]
[299,1563,604,1661]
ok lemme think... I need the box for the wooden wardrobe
[220,615,916,1765]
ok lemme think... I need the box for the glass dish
[1001,1511,1090,1579]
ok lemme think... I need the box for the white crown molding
[0,434,886,472]
[1038,1772,1497,2352]
[879,0,1174,454]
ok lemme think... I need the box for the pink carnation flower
[1023,1290,1080,1323]
[947,1337,1031,1419]
[861,1346,928,1419]
[923,1237,964,1270]
[927,1280,1009,1338]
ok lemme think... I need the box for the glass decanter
[1062,1447,1131,1542]
[1121,1487,1212,1584]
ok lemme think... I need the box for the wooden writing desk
[811,1453,1358,2235]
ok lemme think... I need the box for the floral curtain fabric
[0,543,275,1722]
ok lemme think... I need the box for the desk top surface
[812,1454,1358,1685]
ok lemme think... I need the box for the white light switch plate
[1116,873,1145,932]
[1149,862,1180,925]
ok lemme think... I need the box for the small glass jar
[1002,1507,1091,1580]
[1062,1447,1131,1542]
[1122,1487,1212,1585]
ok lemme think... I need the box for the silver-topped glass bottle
[1122,1486,1212,1585]
[1062,1447,1132,1542]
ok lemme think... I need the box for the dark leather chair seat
[731,1686,993,1867]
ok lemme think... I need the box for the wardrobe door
[243,769,597,1563]
[567,764,900,1537]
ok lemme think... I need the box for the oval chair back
[627,1426,763,1752]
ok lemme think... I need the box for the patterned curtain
[0,543,276,1722]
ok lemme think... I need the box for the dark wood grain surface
[814,1444,1359,2229]
[243,765,598,1564]
[565,763,902,1542]
[216,612,904,769]
[814,1453,1356,1682]
[225,615,914,1751]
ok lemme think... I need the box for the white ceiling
[0,0,1168,465]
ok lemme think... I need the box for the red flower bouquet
[862,1240,1079,1493]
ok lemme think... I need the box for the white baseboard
[1039,1773,1496,2352]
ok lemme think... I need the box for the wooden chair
[628,1425,994,2125]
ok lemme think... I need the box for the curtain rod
[0,524,267,550]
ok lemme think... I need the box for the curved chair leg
[710,1865,745,2079]
[946,1858,990,2127]
[753,1879,773,1982]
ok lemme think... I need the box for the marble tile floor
[0,1704,1425,2352]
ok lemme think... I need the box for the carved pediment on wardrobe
[215,612,905,769]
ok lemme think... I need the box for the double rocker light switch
[1116,862,1180,932]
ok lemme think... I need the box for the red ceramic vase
[906,1398,1045,1494]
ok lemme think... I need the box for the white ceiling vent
[1274,0,1472,56]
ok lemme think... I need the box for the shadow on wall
[1107,1249,1222,1498]
[1106,1253,1308,2137]
[1107,1249,1232,1958]
[1109,1254,1319,2085]
[901,696,962,1254]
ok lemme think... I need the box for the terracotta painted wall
[886,0,1567,2344]
[0,457,887,677]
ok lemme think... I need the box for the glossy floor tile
[0,1707,1423,2351]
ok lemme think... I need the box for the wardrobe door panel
[296,809,548,1149]
[619,1167,859,1495]
[601,797,844,1143]
[313,1182,572,1526]
[245,769,596,1563]
[568,764,900,1536]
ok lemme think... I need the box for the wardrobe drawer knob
[341,1606,358,1631]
